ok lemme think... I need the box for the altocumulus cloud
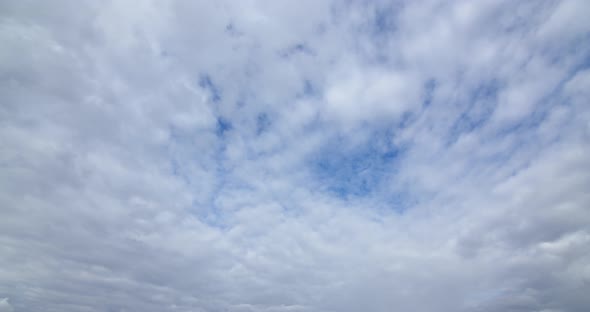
[1,1,590,311]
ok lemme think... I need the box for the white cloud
[324,66,420,125]
[1,1,589,311]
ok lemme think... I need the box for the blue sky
[1,1,590,311]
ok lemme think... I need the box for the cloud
[1,0,589,311]
[0,299,13,312]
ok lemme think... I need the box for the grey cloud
[0,299,13,312]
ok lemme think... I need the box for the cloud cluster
[1,1,589,311]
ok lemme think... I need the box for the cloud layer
[1,1,589,311]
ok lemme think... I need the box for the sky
[1,1,590,311]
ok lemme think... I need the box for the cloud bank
[1,1,589,311]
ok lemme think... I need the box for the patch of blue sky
[302,79,317,97]
[255,113,271,135]
[369,4,400,63]
[216,116,232,138]
[383,191,419,214]
[372,5,397,36]
[445,80,500,146]
[422,78,437,108]
[310,126,402,200]
[278,43,314,59]
[199,74,222,103]
[294,79,319,99]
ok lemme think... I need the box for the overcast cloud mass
[1,0,590,311]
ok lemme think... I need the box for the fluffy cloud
[1,1,589,311]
